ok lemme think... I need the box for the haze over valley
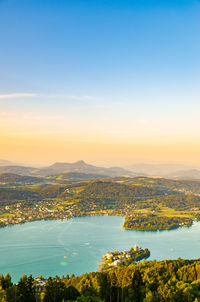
[1,159,200,180]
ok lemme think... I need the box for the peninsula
[123,213,193,231]
[99,244,150,271]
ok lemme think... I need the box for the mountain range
[126,163,195,175]
[0,159,200,180]
[0,160,137,178]
[167,169,200,180]
[126,163,200,180]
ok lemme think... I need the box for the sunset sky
[0,0,200,166]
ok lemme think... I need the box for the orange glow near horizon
[0,0,199,168]
[1,132,200,167]
[1,94,200,167]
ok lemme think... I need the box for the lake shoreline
[0,210,197,232]
[1,216,200,284]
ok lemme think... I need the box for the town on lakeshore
[0,171,200,231]
[99,244,150,271]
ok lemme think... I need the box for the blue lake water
[0,216,200,283]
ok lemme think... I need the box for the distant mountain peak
[74,160,86,165]
[50,160,87,167]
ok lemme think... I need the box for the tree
[43,276,65,302]
[17,274,36,302]
[63,285,80,301]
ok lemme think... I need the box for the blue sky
[0,0,200,165]
[0,0,199,95]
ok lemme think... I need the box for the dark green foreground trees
[0,274,35,302]
[1,258,200,302]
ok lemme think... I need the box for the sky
[0,0,200,167]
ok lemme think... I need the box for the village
[0,198,131,227]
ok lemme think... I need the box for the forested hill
[61,181,165,203]
[1,258,200,301]
[47,172,108,183]
[0,188,41,203]
[59,179,200,210]
[0,173,44,184]
[115,177,200,195]
[1,176,200,227]
[123,213,193,230]
[1,177,200,209]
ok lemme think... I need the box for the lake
[0,216,200,283]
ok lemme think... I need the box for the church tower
[134,243,139,252]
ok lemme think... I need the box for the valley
[0,167,200,230]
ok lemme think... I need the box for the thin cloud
[0,93,104,101]
[0,93,37,99]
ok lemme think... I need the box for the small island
[123,213,193,231]
[99,244,150,271]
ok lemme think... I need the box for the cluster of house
[100,244,141,268]
[0,200,77,227]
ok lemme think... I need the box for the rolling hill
[48,172,109,183]
[167,169,200,180]
[0,165,37,175]
[0,173,44,184]
[126,163,195,176]
[0,159,15,166]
